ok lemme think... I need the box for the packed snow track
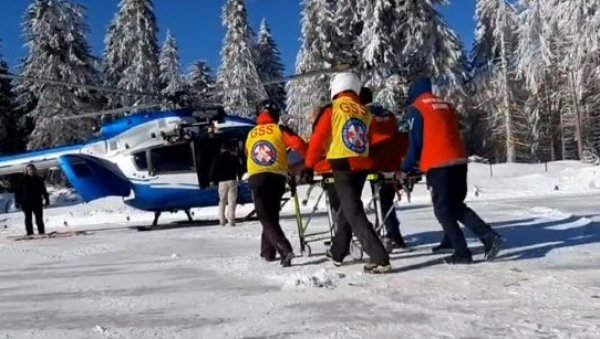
[1,162,600,338]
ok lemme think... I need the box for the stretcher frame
[289,173,421,259]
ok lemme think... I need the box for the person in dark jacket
[400,76,504,264]
[210,141,244,226]
[15,164,49,236]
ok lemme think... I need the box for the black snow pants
[249,173,293,260]
[23,202,45,236]
[329,171,390,265]
[378,182,403,242]
[427,164,496,257]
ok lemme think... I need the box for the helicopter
[0,64,356,226]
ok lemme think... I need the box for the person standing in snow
[304,72,391,274]
[210,141,244,226]
[15,164,49,236]
[360,87,410,249]
[246,100,308,267]
[400,76,504,264]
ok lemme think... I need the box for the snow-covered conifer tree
[17,0,99,150]
[188,60,215,106]
[159,30,186,107]
[0,44,14,153]
[255,19,286,111]
[217,0,267,117]
[104,0,159,107]
[471,0,520,162]
[286,0,336,136]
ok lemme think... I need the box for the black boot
[280,252,294,267]
[432,242,454,254]
[325,249,343,267]
[443,253,473,265]
[363,261,392,274]
[483,234,505,261]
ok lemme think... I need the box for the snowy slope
[0,162,599,338]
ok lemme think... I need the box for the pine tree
[17,0,99,150]
[0,43,14,154]
[188,60,215,106]
[104,0,160,108]
[359,0,400,89]
[471,0,520,162]
[217,0,267,117]
[286,0,336,136]
[159,30,186,107]
[255,19,286,111]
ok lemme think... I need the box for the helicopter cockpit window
[133,151,148,170]
[150,143,195,174]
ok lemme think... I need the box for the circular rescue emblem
[252,141,278,166]
[342,118,368,153]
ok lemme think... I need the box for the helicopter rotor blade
[0,73,165,98]
[55,103,163,121]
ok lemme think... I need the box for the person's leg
[250,174,293,266]
[227,180,238,225]
[218,181,228,225]
[427,167,472,261]
[33,203,45,235]
[23,206,34,236]
[333,171,390,266]
[379,182,404,245]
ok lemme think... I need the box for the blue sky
[0,0,476,74]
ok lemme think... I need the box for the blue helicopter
[0,107,257,226]
[0,64,354,226]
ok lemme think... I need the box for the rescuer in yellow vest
[305,72,391,274]
[246,100,307,267]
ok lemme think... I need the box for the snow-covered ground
[1,161,600,338]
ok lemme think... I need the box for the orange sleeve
[305,108,332,169]
[281,126,308,157]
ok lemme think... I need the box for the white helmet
[330,72,362,99]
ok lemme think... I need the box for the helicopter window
[150,143,195,173]
[133,151,148,170]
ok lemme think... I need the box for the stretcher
[289,172,421,259]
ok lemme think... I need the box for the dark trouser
[427,164,496,257]
[23,203,45,236]
[324,180,348,234]
[379,182,403,242]
[329,171,390,265]
[249,173,292,259]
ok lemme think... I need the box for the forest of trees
[0,0,599,164]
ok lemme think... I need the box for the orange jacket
[255,112,308,157]
[369,106,408,172]
[307,101,408,174]
[413,93,466,172]
[306,93,373,172]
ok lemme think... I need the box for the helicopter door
[147,142,199,189]
[193,136,222,189]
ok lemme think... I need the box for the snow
[1,161,600,338]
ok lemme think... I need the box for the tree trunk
[499,29,515,162]
[569,72,584,159]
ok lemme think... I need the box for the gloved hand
[300,168,314,184]
[393,171,406,182]
[44,200,50,208]
[15,203,21,210]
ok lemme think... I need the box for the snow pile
[467,161,600,200]
[279,269,346,289]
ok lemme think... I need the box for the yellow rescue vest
[246,123,288,176]
[327,96,372,159]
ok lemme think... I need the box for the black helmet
[256,99,281,120]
